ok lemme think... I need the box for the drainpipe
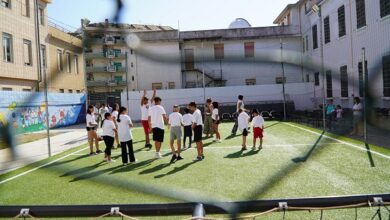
[34,0,43,91]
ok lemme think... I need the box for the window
[380,0,390,18]
[214,43,224,59]
[74,55,79,74]
[275,77,286,84]
[40,45,46,68]
[383,55,390,97]
[76,90,81,93]
[314,72,320,86]
[38,7,45,25]
[324,16,331,44]
[340,65,349,97]
[338,5,346,37]
[131,62,134,67]
[152,83,163,90]
[168,82,175,89]
[68,89,73,93]
[59,89,64,93]
[23,40,32,66]
[358,61,368,98]
[22,88,31,92]
[2,33,13,62]
[306,74,310,82]
[244,42,254,58]
[2,87,12,91]
[245,78,256,85]
[114,75,123,82]
[356,0,366,28]
[22,0,30,17]
[57,49,63,71]
[302,37,305,51]
[326,70,333,98]
[130,49,133,54]
[66,52,71,73]
[132,76,134,81]
[1,0,10,8]
[312,25,318,49]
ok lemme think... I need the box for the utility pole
[201,41,206,104]
[280,38,287,121]
[35,0,51,157]
[362,48,367,143]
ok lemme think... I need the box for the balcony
[87,80,127,87]
[87,38,126,46]
[85,51,126,60]
[86,66,126,73]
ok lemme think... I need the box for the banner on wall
[0,91,86,134]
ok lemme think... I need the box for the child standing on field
[237,108,250,150]
[101,112,117,162]
[168,105,184,163]
[251,109,265,150]
[117,107,136,165]
[182,108,194,149]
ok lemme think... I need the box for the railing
[87,80,127,87]
[85,66,126,73]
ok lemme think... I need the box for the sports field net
[0,0,390,219]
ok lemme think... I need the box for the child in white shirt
[168,105,184,163]
[237,109,250,150]
[101,112,117,162]
[251,109,265,150]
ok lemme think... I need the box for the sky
[48,0,297,32]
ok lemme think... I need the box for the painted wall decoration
[0,91,86,134]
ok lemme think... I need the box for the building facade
[1,0,85,93]
[274,0,390,108]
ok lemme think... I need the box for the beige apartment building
[1,0,84,93]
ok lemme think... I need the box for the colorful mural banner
[0,91,86,134]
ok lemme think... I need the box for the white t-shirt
[336,109,343,118]
[236,100,244,112]
[86,114,97,127]
[352,103,363,116]
[238,112,250,131]
[111,110,118,120]
[169,112,183,127]
[99,107,109,119]
[117,115,133,142]
[102,120,116,137]
[148,105,166,129]
[182,114,194,126]
[193,109,203,126]
[140,104,149,121]
[252,115,265,128]
[212,108,219,120]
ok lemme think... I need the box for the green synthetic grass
[0,121,389,219]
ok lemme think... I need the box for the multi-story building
[0,0,84,93]
[82,20,180,96]
[274,0,390,108]
[45,24,85,93]
[0,0,51,92]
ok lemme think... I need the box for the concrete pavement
[0,124,90,175]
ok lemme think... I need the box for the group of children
[86,90,266,166]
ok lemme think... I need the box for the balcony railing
[86,66,126,73]
[87,80,127,87]
[85,52,126,59]
[87,38,126,46]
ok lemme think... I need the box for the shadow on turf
[224,149,261,159]
[364,144,376,167]
[154,161,198,178]
[69,165,121,182]
[60,161,106,178]
[110,159,156,173]
[292,131,325,163]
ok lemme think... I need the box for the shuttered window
[312,25,318,49]
[244,42,254,58]
[356,0,366,28]
[340,66,349,97]
[383,55,390,97]
[214,43,224,59]
[358,61,368,98]
[326,70,333,98]
[324,16,330,44]
[380,0,390,18]
[338,5,346,37]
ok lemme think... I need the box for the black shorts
[193,125,203,142]
[86,127,97,131]
[152,127,164,142]
[184,125,192,136]
[242,128,248,136]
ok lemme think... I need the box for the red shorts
[253,127,263,139]
[141,120,150,134]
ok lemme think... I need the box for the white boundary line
[0,147,89,185]
[286,123,390,160]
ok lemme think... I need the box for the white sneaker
[154,152,162,159]
[130,159,138,164]
[216,139,222,143]
[108,159,116,163]
[212,139,218,142]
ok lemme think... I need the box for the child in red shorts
[251,109,265,150]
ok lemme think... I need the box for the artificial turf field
[0,121,389,219]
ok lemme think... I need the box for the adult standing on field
[141,89,156,149]
[203,98,214,138]
[351,97,363,137]
[231,95,247,135]
[148,96,168,159]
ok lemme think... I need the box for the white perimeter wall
[121,83,316,121]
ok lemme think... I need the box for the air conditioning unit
[103,35,115,45]
[106,65,117,72]
[106,51,115,58]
